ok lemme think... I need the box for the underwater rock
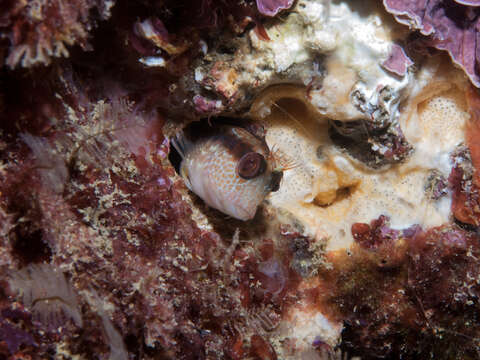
[1,0,480,359]
[183,0,412,124]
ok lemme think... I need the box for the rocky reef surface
[1,0,480,359]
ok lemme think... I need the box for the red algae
[3,0,480,359]
[315,217,480,359]
[0,0,114,68]
[449,151,480,226]
[0,67,318,358]
[0,69,221,357]
[0,305,37,356]
[449,85,480,226]
[466,85,480,187]
[250,334,278,359]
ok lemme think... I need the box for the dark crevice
[314,184,358,207]
[11,227,52,266]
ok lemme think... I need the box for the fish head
[181,125,283,221]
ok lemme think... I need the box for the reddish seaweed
[449,86,480,226]
[317,217,480,359]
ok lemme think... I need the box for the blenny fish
[172,120,283,221]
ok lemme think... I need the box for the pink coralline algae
[256,0,294,17]
[381,43,414,77]
[383,0,480,87]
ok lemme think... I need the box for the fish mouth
[269,170,284,192]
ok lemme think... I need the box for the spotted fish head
[176,124,283,221]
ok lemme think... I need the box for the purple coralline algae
[381,43,414,77]
[383,0,480,87]
[256,0,294,17]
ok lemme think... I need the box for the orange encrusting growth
[466,85,480,187]
[450,85,480,226]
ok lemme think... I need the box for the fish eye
[237,152,267,179]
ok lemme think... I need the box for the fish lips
[269,170,284,192]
